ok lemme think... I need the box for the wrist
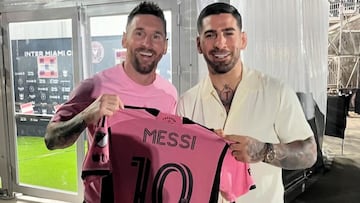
[72,114,88,134]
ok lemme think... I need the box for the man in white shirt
[176,2,317,203]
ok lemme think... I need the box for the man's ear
[197,36,202,54]
[121,32,127,48]
[240,32,247,50]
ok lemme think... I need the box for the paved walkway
[322,111,360,157]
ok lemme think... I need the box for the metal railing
[329,0,360,18]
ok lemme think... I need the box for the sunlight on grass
[17,136,78,192]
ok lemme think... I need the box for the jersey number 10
[131,156,194,203]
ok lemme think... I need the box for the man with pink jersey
[44,2,177,202]
[177,2,317,203]
[107,106,255,203]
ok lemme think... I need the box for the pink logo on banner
[37,56,59,78]
[115,49,126,65]
[92,41,104,64]
[20,102,34,114]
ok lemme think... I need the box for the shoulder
[244,67,290,94]
[71,65,120,99]
[247,69,302,113]
[70,77,95,99]
[52,77,96,122]
[242,67,299,111]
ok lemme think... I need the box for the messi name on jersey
[143,127,197,150]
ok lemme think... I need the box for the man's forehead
[201,14,239,32]
[131,14,162,25]
[129,14,164,32]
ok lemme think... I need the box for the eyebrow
[134,27,165,36]
[203,27,236,34]
[222,28,236,32]
[133,27,145,32]
[203,30,216,35]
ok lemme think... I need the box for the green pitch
[17,136,78,192]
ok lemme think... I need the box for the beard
[203,52,239,74]
[130,48,161,75]
[132,56,156,74]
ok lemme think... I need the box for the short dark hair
[197,2,242,33]
[127,1,167,36]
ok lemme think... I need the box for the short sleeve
[51,78,96,122]
[274,84,314,143]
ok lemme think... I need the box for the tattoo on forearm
[270,137,317,170]
[46,118,87,149]
[247,140,266,162]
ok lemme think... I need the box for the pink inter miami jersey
[108,107,255,203]
[54,64,177,203]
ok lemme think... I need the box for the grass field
[17,136,78,192]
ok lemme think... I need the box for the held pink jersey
[52,64,177,203]
[107,106,255,203]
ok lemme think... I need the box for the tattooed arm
[266,136,317,169]
[45,94,124,150]
[45,113,88,150]
[222,134,317,170]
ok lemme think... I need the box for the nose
[142,35,153,48]
[214,33,226,49]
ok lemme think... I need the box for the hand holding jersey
[81,94,124,125]
[83,107,255,203]
[109,107,255,202]
[218,132,269,163]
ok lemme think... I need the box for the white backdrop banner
[232,0,329,115]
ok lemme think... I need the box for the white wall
[234,0,329,114]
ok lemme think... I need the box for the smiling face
[122,14,167,75]
[197,13,247,74]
